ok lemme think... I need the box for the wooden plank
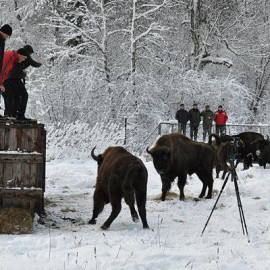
[0,188,44,214]
[0,124,45,152]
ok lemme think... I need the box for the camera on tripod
[230,136,241,162]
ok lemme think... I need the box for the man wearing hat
[0,24,12,92]
[214,105,228,137]
[200,105,215,142]
[4,44,42,120]
[188,103,201,141]
[0,48,28,118]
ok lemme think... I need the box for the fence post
[124,117,127,145]
[158,123,161,135]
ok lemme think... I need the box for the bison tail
[208,134,221,146]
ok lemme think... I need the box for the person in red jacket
[0,48,27,118]
[214,105,228,137]
[0,24,13,93]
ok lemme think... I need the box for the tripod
[201,146,250,242]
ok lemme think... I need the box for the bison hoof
[100,224,109,230]
[88,219,96,225]
[160,196,166,201]
[143,224,150,229]
[205,195,212,199]
[179,196,185,201]
[132,214,139,223]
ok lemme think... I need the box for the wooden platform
[0,122,46,216]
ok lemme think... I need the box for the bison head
[147,146,170,175]
[91,146,103,167]
[252,139,269,167]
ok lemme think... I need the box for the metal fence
[158,120,270,138]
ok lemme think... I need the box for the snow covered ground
[0,156,269,270]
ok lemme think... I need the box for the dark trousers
[178,123,187,136]
[190,124,199,141]
[216,125,226,137]
[203,124,212,141]
[3,79,28,117]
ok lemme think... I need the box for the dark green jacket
[200,110,215,126]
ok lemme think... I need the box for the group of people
[0,24,41,120]
[175,103,228,141]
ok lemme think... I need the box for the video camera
[230,136,241,163]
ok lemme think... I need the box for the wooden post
[158,123,161,135]
[124,117,127,145]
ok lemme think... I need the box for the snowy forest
[1,0,270,155]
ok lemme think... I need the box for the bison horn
[266,135,269,141]
[91,146,99,161]
[146,146,152,154]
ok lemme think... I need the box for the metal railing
[158,120,270,137]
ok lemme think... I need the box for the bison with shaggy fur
[147,133,215,201]
[233,132,264,169]
[209,134,233,179]
[89,146,149,230]
[253,137,270,168]
[217,132,264,169]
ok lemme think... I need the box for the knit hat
[24,45,34,54]
[17,48,28,56]
[218,105,222,108]
[0,24,12,36]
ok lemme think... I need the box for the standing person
[214,105,228,137]
[0,48,28,118]
[0,24,12,106]
[0,24,12,80]
[5,45,42,120]
[188,103,201,141]
[200,105,215,142]
[175,104,189,136]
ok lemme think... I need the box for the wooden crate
[0,122,46,216]
[0,153,45,190]
[0,188,43,215]
[0,123,46,153]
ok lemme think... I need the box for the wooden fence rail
[157,120,270,137]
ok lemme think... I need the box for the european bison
[219,132,264,169]
[253,137,270,168]
[147,133,215,201]
[233,132,264,169]
[89,146,149,230]
[209,134,235,179]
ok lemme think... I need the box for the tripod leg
[233,176,250,242]
[201,173,230,236]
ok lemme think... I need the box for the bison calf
[89,146,149,230]
[147,133,215,201]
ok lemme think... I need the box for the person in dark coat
[188,103,201,141]
[1,49,28,118]
[0,24,12,95]
[3,45,41,120]
[175,104,189,136]
[200,105,215,142]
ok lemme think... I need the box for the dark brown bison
[147,133,215,201]
[253,137,270,168]
[89,146,149,230]
[219,132,264,169]
[209,134,234,179]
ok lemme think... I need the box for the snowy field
[0,156,269,270]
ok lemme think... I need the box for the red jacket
[0,51,18,85]
[214,110,228,125]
